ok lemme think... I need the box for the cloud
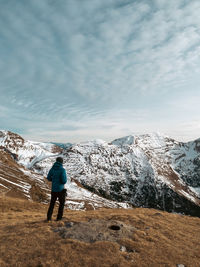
[1,0,200,142]
[165,120,200,142]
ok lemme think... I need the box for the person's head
[56,157,63,164]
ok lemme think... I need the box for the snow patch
[111,135,135,146]
[178,190,197,204]
[189,187,200,198]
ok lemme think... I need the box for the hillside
[0,196,200,267]
[62,134,200,216]
[0,131,131,210]
[0,130,200,216]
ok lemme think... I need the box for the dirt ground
[0,196,200,267]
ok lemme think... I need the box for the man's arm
[60,168,67,184]
[47,168,53,182]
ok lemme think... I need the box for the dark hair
[56,157,63,164]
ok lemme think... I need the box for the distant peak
[111,135,135,146]
[80,139,107,146]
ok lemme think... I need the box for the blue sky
[0,0,200,143]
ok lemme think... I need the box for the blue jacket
[47,162,67,192]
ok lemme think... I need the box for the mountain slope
[0,145,50,202]
[60,133,200,216]
[0,130,200,216]
[0,130,62,168]
[0,131,131,210]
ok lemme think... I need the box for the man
[46,157,67,221]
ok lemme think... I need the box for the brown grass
[0,196,200,267]
[0,149,50,201]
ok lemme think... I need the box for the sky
[0,0,200,143]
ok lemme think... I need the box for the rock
[65,222,74,228]
[120,246,127,252]
[52,219,135,243]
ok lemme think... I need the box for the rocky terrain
[0,130,200,216]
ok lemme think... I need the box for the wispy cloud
[0,0,200,142]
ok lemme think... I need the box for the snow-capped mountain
[0,131,131,210]
[58,133,200,216]
[0,130,200,216]
[51,142,73,150]
[0,130,62,167]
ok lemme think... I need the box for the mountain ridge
[0,130,132,210]
[0,130,200,216]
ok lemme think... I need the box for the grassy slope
[0,196,200,267]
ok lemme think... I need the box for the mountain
[0,130,131,210]
[51,142,73,149]
[0,130,62,167]
[0,130,200,216]
[62,133,200,216]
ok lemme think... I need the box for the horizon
[1,0,200,143]
[1,128,199,144]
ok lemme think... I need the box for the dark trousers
[47,189,66,220]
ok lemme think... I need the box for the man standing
[46,157,67,221]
